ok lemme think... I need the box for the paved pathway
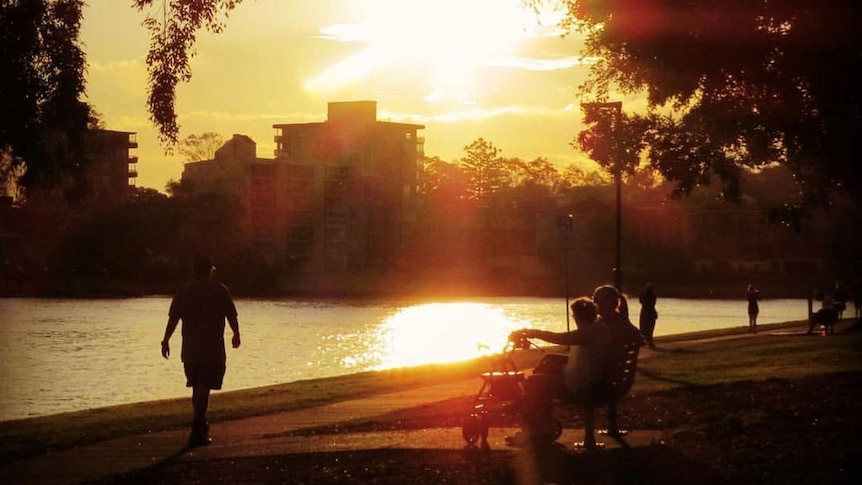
[2,378,669,484]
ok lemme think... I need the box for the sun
[367,302,528,369]
[304,0,552,98]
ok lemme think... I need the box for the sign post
[557,214,574,332]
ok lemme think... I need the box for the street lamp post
[557,214,574,332]
[581,101,624,292]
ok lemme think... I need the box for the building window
[325,166,349,195]
[286,225,313,262]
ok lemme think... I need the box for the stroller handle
[507,332,543,352]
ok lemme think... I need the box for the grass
[0,357,489,461]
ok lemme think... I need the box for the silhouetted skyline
[81,0,622,191]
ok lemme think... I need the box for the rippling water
[0,296,809,421]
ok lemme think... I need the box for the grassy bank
[2,319,860,468]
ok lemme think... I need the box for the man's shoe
[188,421,212,447]
[188,433,212,447]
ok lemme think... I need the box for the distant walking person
[638,284,658,348]
[161,255,241,447]
[747,284,760,333]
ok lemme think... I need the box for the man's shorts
[184,362,226,390]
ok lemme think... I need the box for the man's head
[193,254,215,279]
[571,297,597,329]
[592,284,620,317]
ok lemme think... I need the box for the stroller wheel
[532,419,563,445]
[461,414,482,444]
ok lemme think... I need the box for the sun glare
[369,302,530,370]
[305,0,559,98]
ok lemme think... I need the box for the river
[0,296,809,421]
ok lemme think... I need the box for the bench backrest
[598,340,640,402]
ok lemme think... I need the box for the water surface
[0,296,808,421]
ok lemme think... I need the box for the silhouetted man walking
[161,255,241,447]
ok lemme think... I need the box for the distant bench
[809,308,838,335]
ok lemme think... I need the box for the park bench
[809,307,839,335]
[533,338,641,446]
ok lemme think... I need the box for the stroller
[461,334,568,449]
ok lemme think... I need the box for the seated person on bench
[506,296,607,446]
[809,291,839,334]
[508,286,642,448]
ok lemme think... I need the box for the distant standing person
[161,255,241,447]
[747,284,760,333]
[638,284,658,348]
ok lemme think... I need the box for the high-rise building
[274,101,425,274]
[182,101,425,282]
[84,129,138,201]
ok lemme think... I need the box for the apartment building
[84,129,138,201]
[183,101,425,280]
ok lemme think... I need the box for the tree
[420,156,466,198]
[460,138,509,201]
[0,0,92,195]
[178,132,224,162]
[516,157,559,189]
[576,102,644,187]
[133,0,244,147]
[547,0,862,216]
[558,165,609,189]
[0,149,26,201]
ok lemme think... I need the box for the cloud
[482,55,598,71]
[381,103,579,125]
[316,23,369,43]
[86,57,144,73]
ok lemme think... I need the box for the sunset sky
[81,0,639,192]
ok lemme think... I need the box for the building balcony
[128,156,138,178]
[127,133,138,148]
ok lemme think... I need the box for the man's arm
[515,328,583,346]
[228,314,241,349]
[161,315,180,359]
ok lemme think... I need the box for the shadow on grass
[92,445,717,485]
[84,446,188,485]
[636,367,701,388]
[646,346,697,354]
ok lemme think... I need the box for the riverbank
[3,270,834,300]
[2,318,861,484]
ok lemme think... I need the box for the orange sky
[81,0,636,192]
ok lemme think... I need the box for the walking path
[2,375,668,485]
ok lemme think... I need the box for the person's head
[193,254,215,280]
[570,297,598,329]
[592,284,621,318]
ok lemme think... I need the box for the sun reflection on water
[363,302,530,370]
